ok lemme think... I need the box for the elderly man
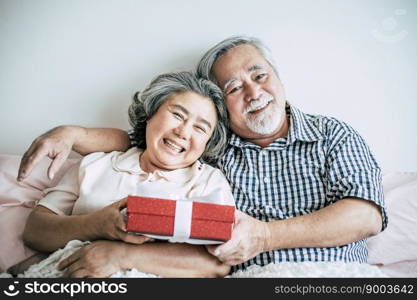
[18,36,387,274]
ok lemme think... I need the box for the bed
[1,154,416,277]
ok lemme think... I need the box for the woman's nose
[174,123,192,140]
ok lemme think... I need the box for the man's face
[212,44,287,142]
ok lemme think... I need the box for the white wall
[1,0,416,172]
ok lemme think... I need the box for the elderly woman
[23,71,233,278]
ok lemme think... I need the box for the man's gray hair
[128,71,228,164]
[196,35,279,83]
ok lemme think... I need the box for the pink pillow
[367,172,417,277]
[0,154,79,272]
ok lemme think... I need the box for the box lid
[127,195,234,223]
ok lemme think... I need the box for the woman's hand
[58,240,127,278]
[88,198,152,244]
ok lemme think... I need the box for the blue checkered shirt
[128,104,387,273]
[217,105,387,273]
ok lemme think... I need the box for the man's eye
[255,73,267,81]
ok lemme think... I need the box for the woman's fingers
[121,233,153,244]
[65,267,89,278]
[118,197,128,210]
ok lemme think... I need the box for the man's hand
[88,198,152,245]
[17,126,78,181]
[58,241,126,278]
[206,210,271,266]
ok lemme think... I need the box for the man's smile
[246,99,273,116]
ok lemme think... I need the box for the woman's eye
[195,126,207,134]
[228,86,242,94]
[173,112,184,120]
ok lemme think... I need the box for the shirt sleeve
[201,168,235,206]
[325,129,388,231]
[38,160,81,215]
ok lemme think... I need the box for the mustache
[244,97,274,114]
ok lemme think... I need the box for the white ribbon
[172,200,193,242]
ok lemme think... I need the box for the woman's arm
[18,126,131,181]
[25,206,230,277]
[23,206,94,252]
[121,242,230,277]
[23,199,150,252]
[59,240,231,278]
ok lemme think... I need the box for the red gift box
[126,195,235,242]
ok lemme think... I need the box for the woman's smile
[162,138,186,154]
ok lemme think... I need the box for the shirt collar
[286,104,324,144]
[228,103,324,149]
[111,147,203,184]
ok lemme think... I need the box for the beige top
[38,147,234,215]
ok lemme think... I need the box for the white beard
[245,101,282,135]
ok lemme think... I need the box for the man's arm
[265,197,382,250]
[208,198,382,265]
[18,126,130,181]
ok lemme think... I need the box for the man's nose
[174,122,192,140]
[244,82,261,102]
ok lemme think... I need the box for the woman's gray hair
[128,71,228,164]
[196,35,279,83]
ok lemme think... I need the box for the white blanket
[1,240,387,278]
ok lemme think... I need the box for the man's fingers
[214,239,236,257]
[47,152,68,180]
[205,245,219,256]
[223,258,241,266]
[234,209,246,221]
[17,147,47,181]
[17,143,37,180]
[206,245,241,265]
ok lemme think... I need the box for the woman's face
[141,91,217,172]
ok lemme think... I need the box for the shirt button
[260,150,266,155]
[263,177,269,183]
[147,174,155,182]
